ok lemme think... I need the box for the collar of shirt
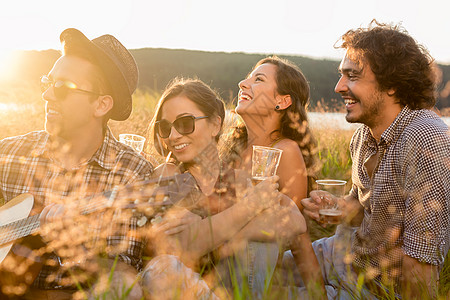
[363,106,414,150]
[89,127,120,170]
[34,127,119,171]
[379,105,412,147]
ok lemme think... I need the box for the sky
[1,0,450,65]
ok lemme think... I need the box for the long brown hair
[222,56,317,179]
[148,78,226,157]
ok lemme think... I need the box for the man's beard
[345,91,385,128]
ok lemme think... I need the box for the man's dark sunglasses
[40,75,101,100]
[155,115,209,138]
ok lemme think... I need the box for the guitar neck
[0,214,40,245]
[0,191,114,247]
[0,173,198,246]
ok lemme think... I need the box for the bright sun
[0,49,14,80]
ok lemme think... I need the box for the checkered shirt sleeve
[350,107,449,288]
[400,114,449,265]
[0,129,154,289]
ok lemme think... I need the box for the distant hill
[5,48,450,110]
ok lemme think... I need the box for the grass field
[0,82,448,299]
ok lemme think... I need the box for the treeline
[7,48,450,110]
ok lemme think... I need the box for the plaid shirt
[0,128,153,289]
[349,106,449,288]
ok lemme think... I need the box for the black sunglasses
[40,75,102,100]
[155,115,209,138]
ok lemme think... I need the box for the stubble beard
[345,91,385,128]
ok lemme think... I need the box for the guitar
[0,194,35,265]
[0,172,199,265]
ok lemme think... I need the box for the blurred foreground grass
[0,82,447,298]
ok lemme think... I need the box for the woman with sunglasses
[222,56,328,297]
[141,78,306,298]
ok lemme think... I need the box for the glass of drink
[119,134,146,154]
[251,146,283,185]
[316,179,347,224]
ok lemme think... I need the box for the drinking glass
[251,146,283,185]
[119,134,146,154]
[316,179,347,224]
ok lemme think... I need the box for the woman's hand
[148,208,201,257]
[152,208,201,236]
[243,176,282,213]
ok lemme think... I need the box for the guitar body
[0,194,34,264]
[0,194,43,298]
[0,174,199,297]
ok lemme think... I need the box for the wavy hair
[335,19,436,109]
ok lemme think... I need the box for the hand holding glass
[119,134,146,154]
[316,179,347,224]
[251,146,283,185]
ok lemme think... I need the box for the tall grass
[0,82,448,299]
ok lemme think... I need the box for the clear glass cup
[251,146,283,185]
[119,134,146,154]
[315,179,347,224]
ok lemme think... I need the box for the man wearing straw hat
[0,28,153,299]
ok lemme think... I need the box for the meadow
[0,82,448,299]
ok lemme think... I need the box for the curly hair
[222,56,317,177]
[148,78,226,157]
[335,19,436,109]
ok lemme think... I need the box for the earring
[275,105,280,110]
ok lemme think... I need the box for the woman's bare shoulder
[275,139,302,155]
[153,163,181,177]
[275,138,306,171]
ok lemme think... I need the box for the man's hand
[301,191,362,226]
[300,190,333,222]
[39,203,66,225]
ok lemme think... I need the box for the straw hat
[60,28,138,121]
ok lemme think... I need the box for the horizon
[5,45,450,66]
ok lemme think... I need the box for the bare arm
[219,195,305,244]
[268,140,326,298]
[215,148,307,252]
[401,254,439,299]
[337,193,365,226]
[290,234,326,298]
[150,177,282,263]
[275,139,308,209]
